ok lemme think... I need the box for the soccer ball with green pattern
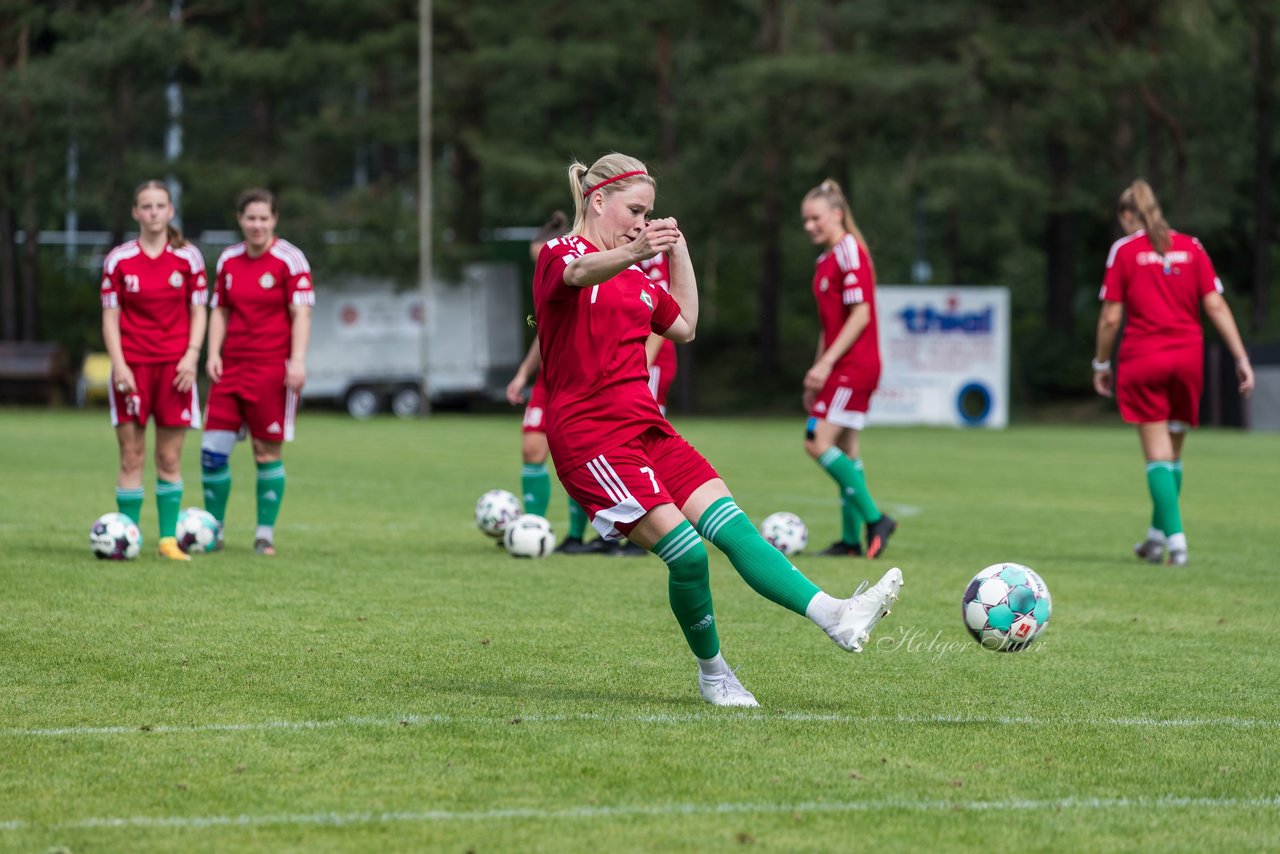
[962,563,1052,652]
[503,513,556,558]
[475,489,522,538]
[175,507,220,554]
[89,512,142,560]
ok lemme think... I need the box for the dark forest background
[2,0,1277,412]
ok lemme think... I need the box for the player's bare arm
[805,302,869,394]
[287,303,311,392]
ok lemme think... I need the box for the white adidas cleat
[698,669,760,708]
[827,567,904,652]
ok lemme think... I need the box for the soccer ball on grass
[503,514,556,558]
[175,507,220,554]
[760,511,808,556]
[90,512,142,560]
[475,489,522,538]
[962,562,1052,651]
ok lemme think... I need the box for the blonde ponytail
[1118,178,1171,254]
[803,178,868,253]
[567,153,653,234]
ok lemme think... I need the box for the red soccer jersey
[212,238,315,361]
[533,235,682,469]
[640,252,678,375]
[813,233,880,381]
[1099,230,1222,361]
[101,240,208,364]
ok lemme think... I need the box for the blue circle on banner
[956,382,992,426]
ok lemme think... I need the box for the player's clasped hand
[634,218,680,258]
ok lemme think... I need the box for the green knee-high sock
[256,461,286,527]
[696,497,822,616]
[567,498,589,540]
[654,522,720,659]
[202,465,231,524]
[156,479,182,539]
[1146,461,1183,537]
[115,486,144,525]
[1153,460,1184,529]
[521,462,551,517]
[817,447,881,530]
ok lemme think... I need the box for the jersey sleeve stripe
[1105,231,1144,269]
[103,242,140,275]
[291,291,315,306]
[216,243,247,275]
[175,244,206,273]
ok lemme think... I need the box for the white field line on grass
[3,794,1279,832]
[4,710,1278,739]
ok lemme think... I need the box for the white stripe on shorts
[824,386,868,431]
[586,454,646,541]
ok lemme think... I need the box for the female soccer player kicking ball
[533,152,903,707]
[1093,179,1253,566]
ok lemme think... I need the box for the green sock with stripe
[521,462,551,517]
[818,447,881,536]
[115,486,144,525]
[653,522,719,659]
[1153,460,1184,530]
[1146,461,1183,537]
[202,465,231,524]
[567,498,589,540]
[155,478,182,538]
[256,460,286,527]
[696,497,822,616]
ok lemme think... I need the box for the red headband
[583,170,647,198]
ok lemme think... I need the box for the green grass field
[1,408,1277,852]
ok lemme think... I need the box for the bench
[0,341,73,405]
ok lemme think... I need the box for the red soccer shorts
[205,358,297,442]
[522,380,548,434]
[557,426,719,540]
[809,372,878,430]
[110,361,200,429]
[1117,350,1202,426]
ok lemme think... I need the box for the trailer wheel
[345,386,381,420]
[390,386,423,418]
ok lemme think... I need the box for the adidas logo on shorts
[267,422,282,434]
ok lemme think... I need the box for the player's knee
[155,448,182,476]
[521,435,548,464]
[664,537,709,582]
[201,430,237,471]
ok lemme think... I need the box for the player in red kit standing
[533,153,903,707]
[800,179,896,559]
[201,189,314,555]
[101,180,208,560]
[1092,179,1254,566]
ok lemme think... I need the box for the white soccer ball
[760,511,808,556]
[475,489,522,538]
[503,513,556,558]
[962,563,1053,652]
[89,511,142,560]
[175,507,220,554]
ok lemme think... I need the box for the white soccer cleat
[827,567,904,652]
[698,668,759,708]
[1167,548,1188,566]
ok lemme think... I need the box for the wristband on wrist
[1091,358,1111,371]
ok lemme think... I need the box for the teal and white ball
[175,507,220,554]
[90,512,142,560]
[962,563,1051,651]
[475,489,522,538]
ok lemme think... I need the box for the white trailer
[304,262,522,417]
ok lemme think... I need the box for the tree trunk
[20,185,38,342]
[1044,132,1075,334]
[0,207,16,341]
[757,0,783,382]
[1253,10,1273,336]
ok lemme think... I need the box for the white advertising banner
[871,286,1010,428]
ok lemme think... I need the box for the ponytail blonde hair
[567,153,653,234]
[1118,178,1171,254]
[803,178,868,253]
[132,179,186,248]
